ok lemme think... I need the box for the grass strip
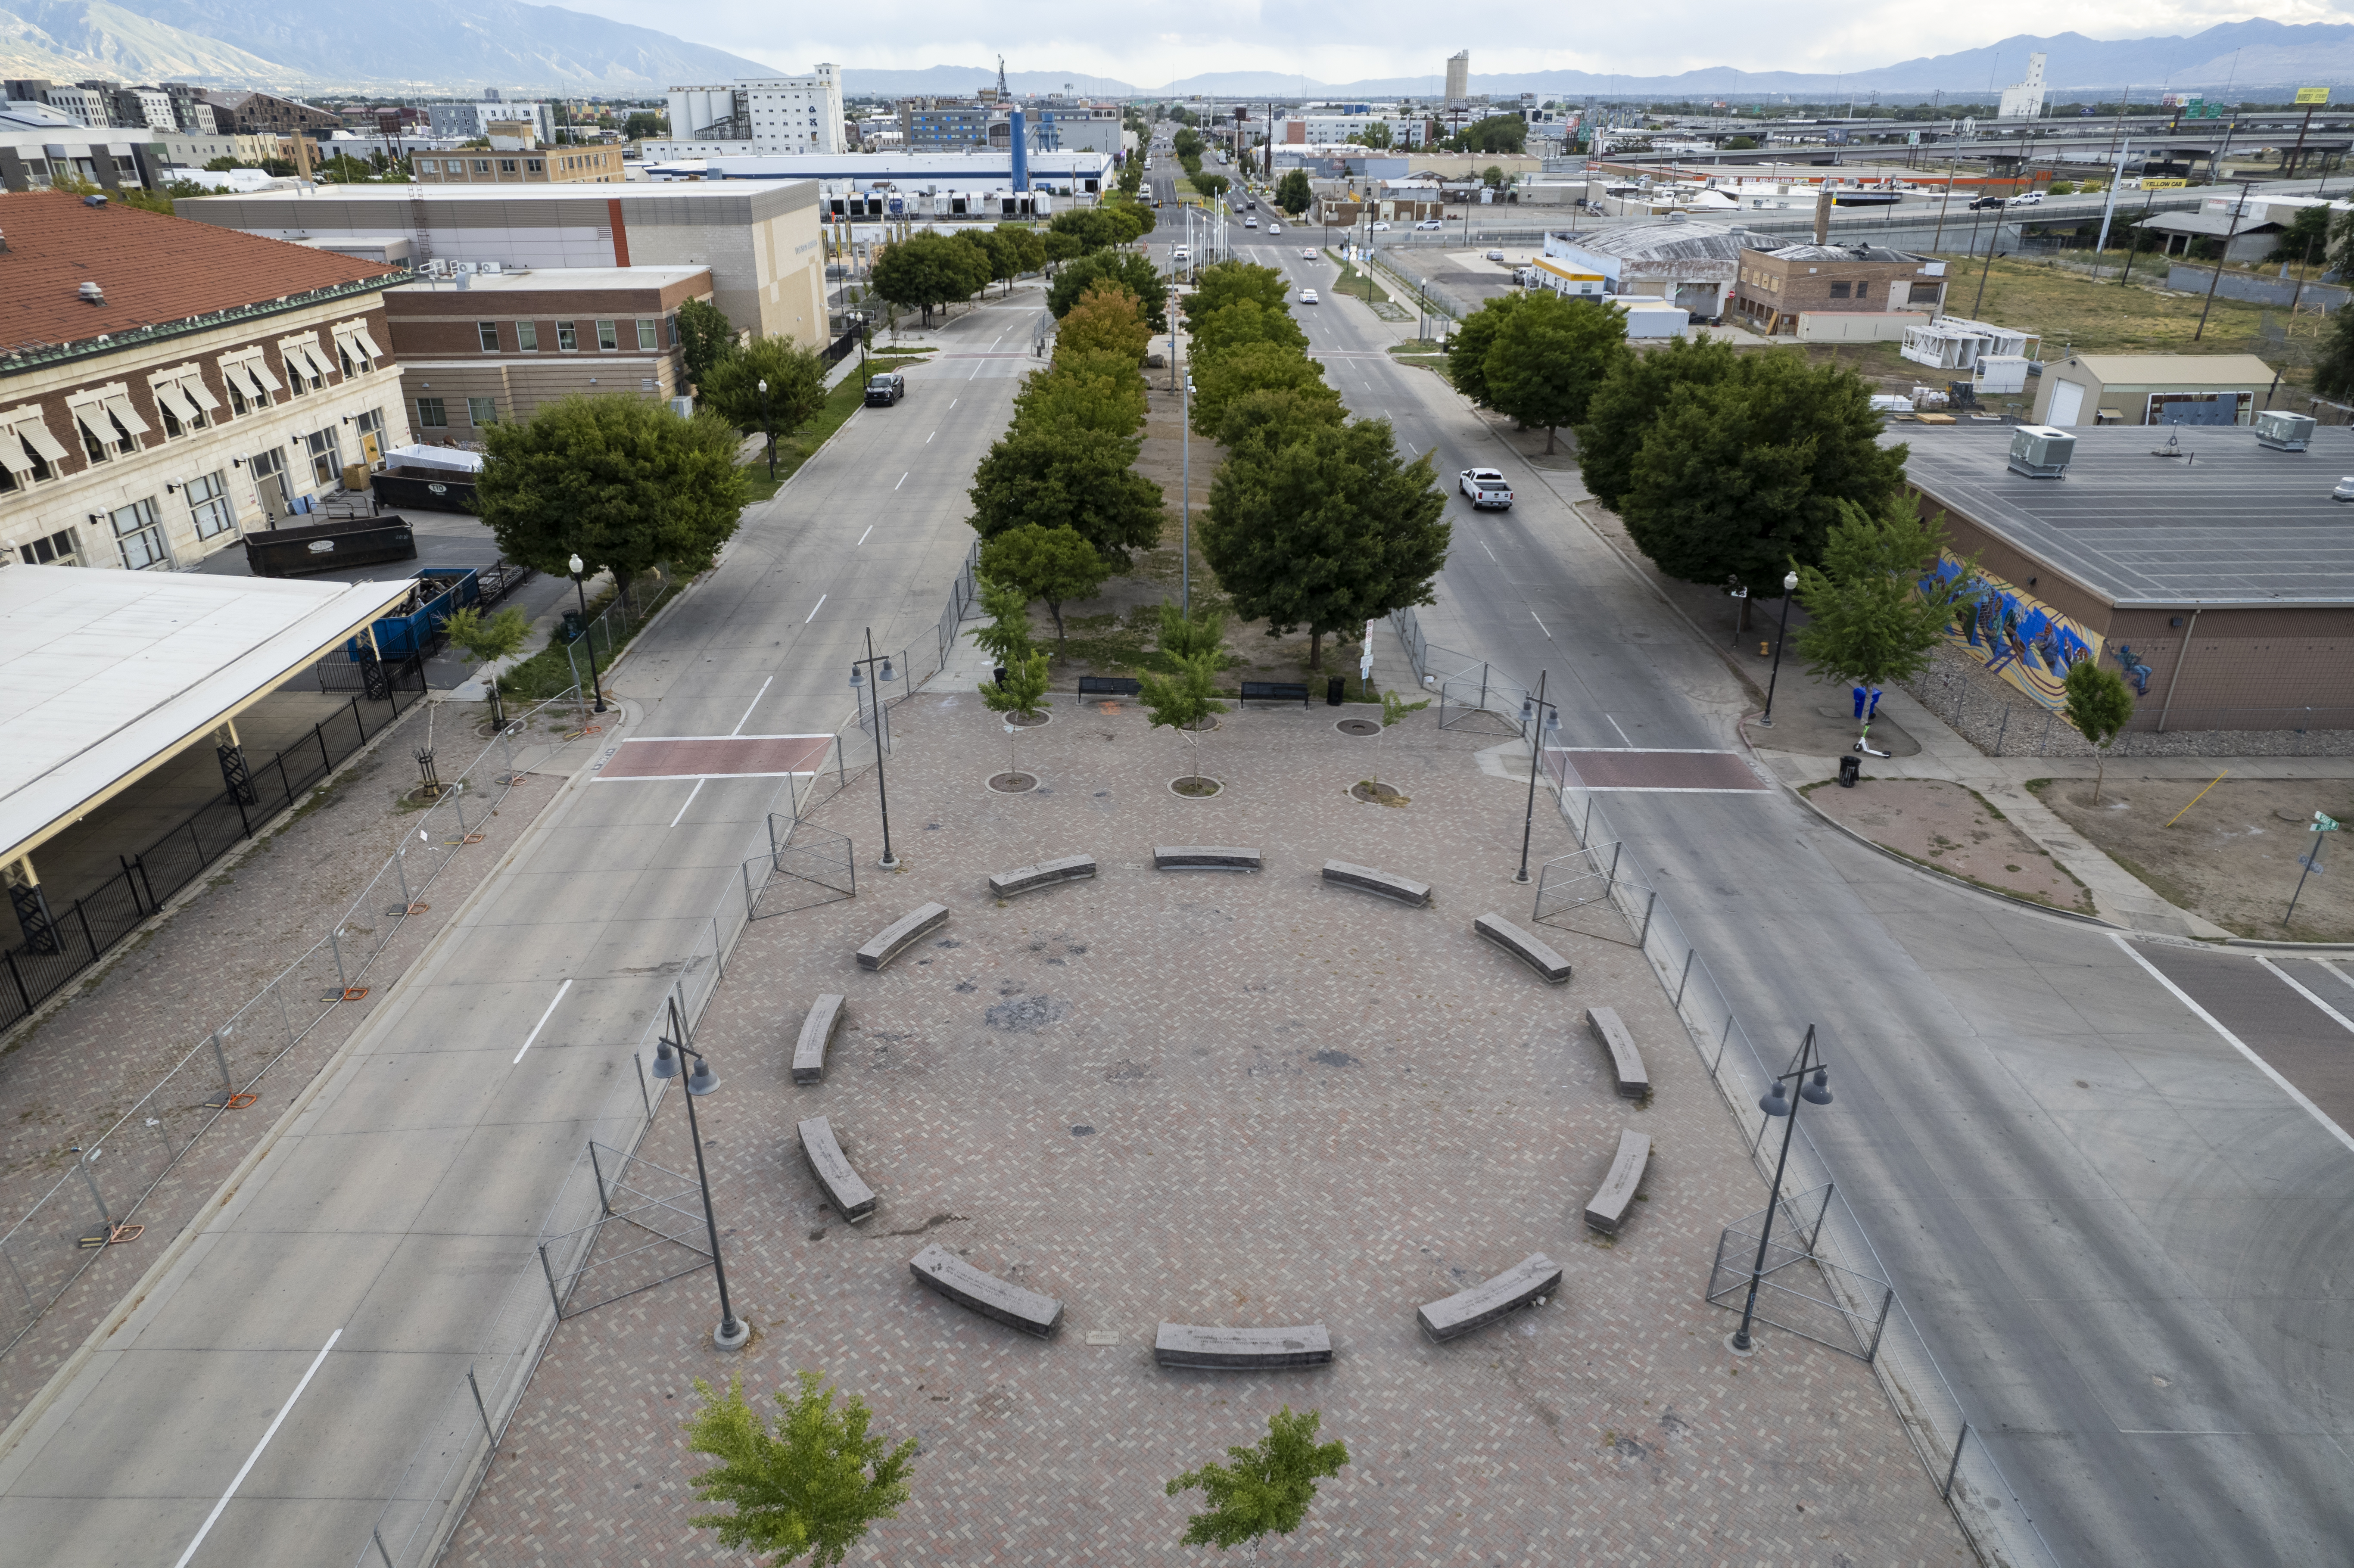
[738,353,932,503]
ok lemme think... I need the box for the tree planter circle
[1004,710,1052,728]
[1182,715,1221,733]
[1168,776,1224,799]
[1335,717,1381,737]
[1350,780,1410,807]
[987,772,1040,794]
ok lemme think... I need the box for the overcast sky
[558,1,2322,84]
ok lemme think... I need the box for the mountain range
[1,10,2350,101]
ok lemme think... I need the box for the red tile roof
[0,190,405,361]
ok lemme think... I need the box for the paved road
[1190,231,2354,1567]
[0,301,1031,1565]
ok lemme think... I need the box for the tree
[1274,168,1313,217]
[955,227,1018,295]
[443,605,531,725]
[1449,114,1527,155]
[477,395,748,602]
[1156,600,1227,661]
[981,523,1112,642]
[2063,658,2136,803]
[684,1372,915,1568]
[1214,387,1346,456]
[2314,303,2354,401]
[1360,121,1394,150]
[996,221,1047,280]
[2268,201,2332,265]
[1201,417,1451,669]
[1445,292,1526,410]
[1048,250,1169,330]
[1189,171,1231,200]
[968,427,1165,562]
[1190,342,1342,437]
[1048,207,1127,254]
[1013,350,1148,437]
[969,577,1034,666]
[1055,281,1153,363]
[1619,352,1909,595]
[981,652,1052,777]
[1576,334,1741,510]
[698,336,828,475]
[872,230,988,323]
[675,298,739,389]
[1043,229,1086,267]
[1183,261,1292,324]
[1138,650,1227,790]
[1792,495,1977,750]
[622,109,667,140]
[1165,1406,1349,1556]
[1189,298,1311,362]
[1479,293,1627,454]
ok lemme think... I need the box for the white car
[1171,245,1190,262]
[1267,223,1282,233]
[1300,288,1319,304]
[1301,248,1318,260]
[1415,218,1443,230]
[2012,190,2045,205]
[1458,468,1513,509]
[2334,476,2354,503]
[1370,222,1392,232]
[1245,215,1258,227]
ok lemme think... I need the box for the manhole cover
[1351,780,1410,806]
[1336,717,1380,737]
[987,772,1039,793]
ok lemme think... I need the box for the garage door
[2047,379,2086,426]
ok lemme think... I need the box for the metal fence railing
[935,539,981,673]
[1905,667,2354,759]
[563,563,673,702]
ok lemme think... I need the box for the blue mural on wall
[1923,553,2101,712]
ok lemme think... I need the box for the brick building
[0,191,411,569]
[1731,243,1948,337]
[414,144,626,185]
[382,266,713,437]
[205,89,342,138]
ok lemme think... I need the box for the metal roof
[2054,353,2278,386]
[1897,423,2354,609]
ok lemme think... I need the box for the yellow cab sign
[2297,87,2332,105]
[2142,177,2189,188]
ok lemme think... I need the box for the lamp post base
[714,1316,751,1351]
[1723,1329,1758,1357]
[878,852,901,871]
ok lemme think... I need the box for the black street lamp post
[849,628,900,869]
[1760,569,1801,726]
[567,552,607,714]
[758,377,775,480]
[649,996,748,1350]
[1731,1026,1833,1353]
[1514,672,1563,884]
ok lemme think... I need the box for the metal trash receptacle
[1838,755,1860,788]
[1326,677,1345,706]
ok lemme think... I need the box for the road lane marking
[668,778,706,829]
[894,473,907,490]
[1531,612,1553,639]
[172,1329,343,1568]
[857,525,874,545]
[1606,715,1634,746]
[2257,956,2354,1037]
[951,397,959,409]
[514,978,574,1065]
[2112,936,2354,1158]
[1481,541,1498,563]
[805,594,827,623]
[730,675,773,736]
[927,430,936,442]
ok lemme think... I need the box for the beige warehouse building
[2030,352,2279,428]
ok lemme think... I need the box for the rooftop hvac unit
[2255,409,2317,451]
[2008,424,2075,479]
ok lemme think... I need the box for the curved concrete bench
[1321,860,1431,907]
[1585,1006,1649,1099]
[1473,912,1571,985]
[1155,846,1261,872]
[908,1243,1063,1337]
[1584,1130,1653,1235]
[1155,1323,1333,1370]
[989,853,1097,900]
[1416,1253,1562,1343]
[798,1115,875,1222]
[792,994,845,1084]
[857,902,948,971]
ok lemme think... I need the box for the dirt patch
[2032,776,2354,940]
[1806,777,2094,912]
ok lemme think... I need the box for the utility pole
[2193,180,2253,341]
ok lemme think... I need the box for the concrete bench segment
[792,994,845,1084]
[1473,912,1572,985]
[1321,860,1432,907]
[1585,1006,1650,1099]
[1585,1129,1653,1235]
[798,1115,875,1222]
[988,853,1097,900]
[1416,1253,1563,1342]
[1154,846,1262,872]
[856,902,949,971]
[908,1243,1063,1337]
[1154,1323,1334,1370]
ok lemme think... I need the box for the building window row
[475,318,668,353]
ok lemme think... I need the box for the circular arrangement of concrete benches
[988,853,1097,900]
[798,1115,876,1223]
[1320,860,1431,908]
[1584,1006,1650,1099]
[1154,1322,1333,1369]
[792,994,846,1084]
[1416,1253,1563,1342]
[1154,845,1261,872]
[856,902,949,971]
[1584,1130,1653,1235]
[908,1242,1064,1337]
[1473,912,1572,985]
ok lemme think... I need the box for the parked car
[1458,467,1513,509]
[1415,218,1443,230]
[1370,221,1391,231]
[1484,249,1507,261]
[1967,195,2006,210]
[864,373,906,407]
[1300,287,1319,304]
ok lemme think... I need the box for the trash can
[560,610,584,643]
[1838,755,1861,788]
[1326,676,1345,706]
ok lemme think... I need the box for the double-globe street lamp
[1759,569,1801,727]
[1730,1026,1833,1353]
[567,552,607,714]
[648,999,749,1350]
[849,628,900,870]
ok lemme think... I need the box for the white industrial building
[1997,53,2047,121]
[661,66,846,158]
[645,149,1114,216]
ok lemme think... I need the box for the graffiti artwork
[1924,552,2102,711]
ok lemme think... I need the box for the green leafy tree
[698,336,828,473]
[1048,207,1127,254]
[996,221,1047,279]
[1043,229,1086,267]
[1792,495,1976,751]
[1165,1407,1350,1555]
[1445,292,1526,410]
[477,395,748,602]
[1014,349,1149,437]
[981,523,1112,642]
[968,428,1165,562]
[1359,121,1394,150]
[1117,159,1145,196]
[1480,292,1627,453]
[1048,250,1169,330]
[1448,114,1527,154]
[1214,387,1346,455]
[1055,281,1153,362]
[1482,164,1506,189]
[955,226,1018,295]
[1201,417,1451,668]
[2267,201,2332,265]
[622,109,667,139]
[1274,168,1314,217]
[684,1372,915,1568]
[1157,600,1227,661]
[1575,334,1741,510]
[1138,650,1227,789]
[674,297,740,389]
[981,651,1053,782]
[2062,657,2136,803]
[443,604,531,724]
[1620,352,1908,595]
[872,230,988,323]
[1172,127,1204,162]
[1189,171,1231,199]
[1190,342,1341,436]
[1189,298,1311,362]
[2314,304,2354,401]
[969,577,1034,665]
[1183,261,1292,324]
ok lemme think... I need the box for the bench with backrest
[1416,1253,1562,1342]
[1321,860,1431,908]
[792,994,846,1084]
[856,902,949,971]
[798,1115,876,1222]
[988,853,1097,900]
[907,1243,1063,1337]
[1584,1129,1653,1235]
[1154,1322,1333,1370]
[1473,912,1572,985]
[1077,675,1142,699]
[1238,681,1310,708]
[1155,845,1261,872]
[1585,1006,1650,1099]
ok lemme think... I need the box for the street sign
[2314,812,2340,832]
[2298,87,2332,106]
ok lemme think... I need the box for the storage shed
[2030,353,2279,428]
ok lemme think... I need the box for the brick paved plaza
[453,693,1968,1565]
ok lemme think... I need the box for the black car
[1967,195,2006,211]
[864,373,906,407]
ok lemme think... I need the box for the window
[418,159,439,173]
[187,470,238,540]
[526,159,544,173]
[17,527,79,566]
[416,396,447,428]
[0,409,65,490]
[635,317,661,350]
[557,321,578,352]
[112,498,169,570]
[70,392,141,462]
[1828,281,1850,299]
[517,320,539,352]
[467,396,498,426]
[477,321,501,352]
[595,320,619,351]
[1908,282,1942,305]
[498,159,518,174]
[472,159,492,174]
[304,427,343,487]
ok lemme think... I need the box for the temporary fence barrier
[562,563,674,703]
[1706,1182,1895,1363]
